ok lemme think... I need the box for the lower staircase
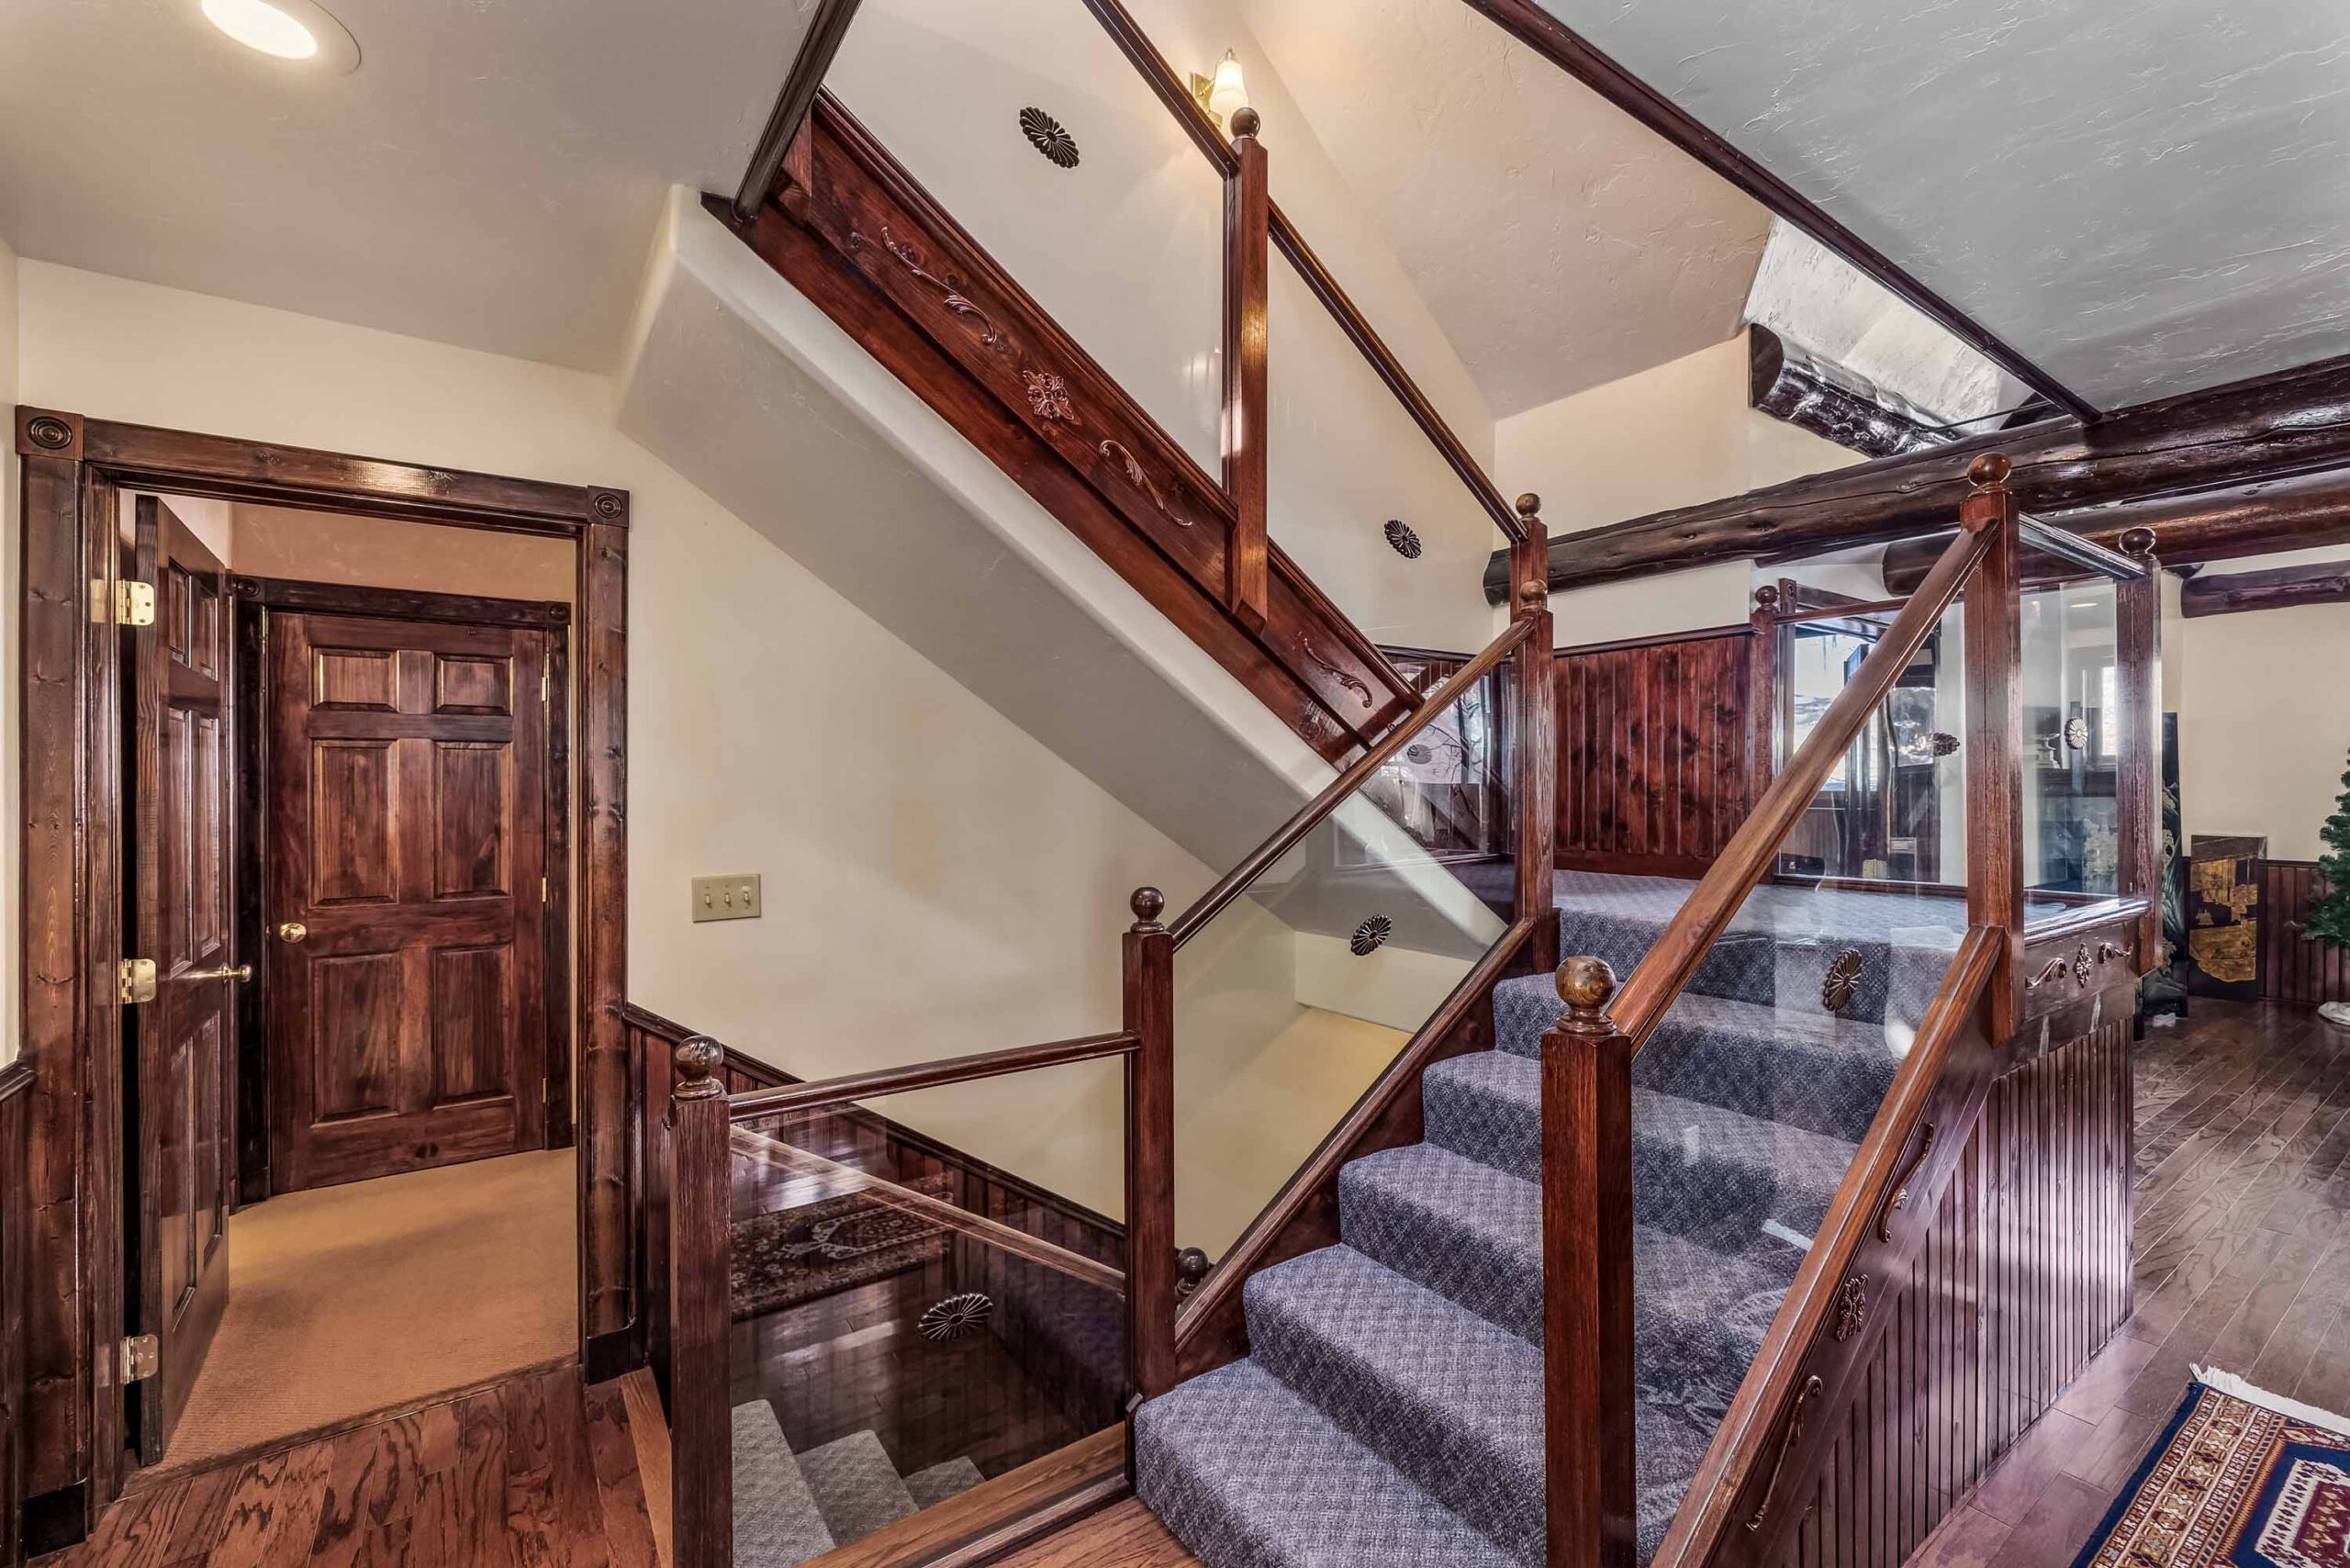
[733,1401,983,1565]
[1135,871,1976,1566]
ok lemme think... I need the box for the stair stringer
[617,185,1504,958]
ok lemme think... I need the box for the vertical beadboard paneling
[2260,860,2350,1006]
[1554,631,1753,876]
[1763,1022,2132,1567]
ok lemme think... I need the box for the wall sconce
[1190,50,1248,131]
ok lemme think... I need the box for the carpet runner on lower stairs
[733,1401,984,1566]
[1136,874,1971,1567]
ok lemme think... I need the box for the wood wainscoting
[1553,627,1759,879]
[2259,859,2350,1008]
[1762,1021,2134,1567]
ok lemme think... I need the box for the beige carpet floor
[152,1148,577,1475]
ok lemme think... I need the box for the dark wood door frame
[10,406,632,1539]
[229,576,576,1204]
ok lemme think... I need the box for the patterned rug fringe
[2193,1364,2350,1438]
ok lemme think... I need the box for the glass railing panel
[1774,596,1968,889]
[1170,647,1521,1262]
[2020,577,2121,902]
[825,0,1227,474]
[726,1065,1125,1562]
[1616,863,1973,1561]
[1368,646,1514,868]
[1265,246,1511,656]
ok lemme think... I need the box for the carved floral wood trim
[784,93,1414,748]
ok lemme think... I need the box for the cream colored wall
[229,506,575,603]
[2173,547,2350,862]
[13,259,1395,1249]
[1497,332,1865,648]
[1,227,17,1065]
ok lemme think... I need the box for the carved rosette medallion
[919,1292,995,1342]
[2072,943,2093,988]
[1349,915,1393,957]
[1833,1274,1870,1341]
[2065,715,2090,751]
[25,414,73,451]
[1821,948,1865,1014]
[1019,107,1080,169]
[591,490,625,521]
[1024,370,1080,424]
[1930,732,1961,757]
[1383,519,1423,559]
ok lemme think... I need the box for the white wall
[13,260,1401,1249]
[2174,547,2350,861]
[1,227,17,1066]
[1497,332,1864,648]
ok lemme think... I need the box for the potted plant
[2313,746,2350,1028]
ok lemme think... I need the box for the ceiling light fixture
[1190,50,1248,132]
[200,0,361,72]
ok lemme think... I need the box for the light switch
[691,874,763,923]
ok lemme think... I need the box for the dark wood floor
[36,1363,668,1567]
[1911,999,2350,1566]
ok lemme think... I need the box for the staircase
[732,1400,984,1566]
[1134,871,1978,1566]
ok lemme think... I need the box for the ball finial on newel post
[675,1036,726,1100]
[1967,453,2012,490]
[1516,492,1542,521]
[2120,525,2158,562]
[1130,886,1167,932]
[1229,106,1261,140]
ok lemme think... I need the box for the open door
[124,495,240,1463]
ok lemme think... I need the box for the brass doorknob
[275,922,308,944]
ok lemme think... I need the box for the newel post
[1960,454,2025,1034]
[1124,888,1177,1404]
[1223,107,1270,633]
[2116,526,2165,971]
[1541,958,1636,1568]
[1513,496,1559,968]
[669,1037,734,1567]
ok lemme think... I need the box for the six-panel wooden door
[264,611,553,1191]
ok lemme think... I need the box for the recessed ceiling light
[200,0,361,73]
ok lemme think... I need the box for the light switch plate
[691,873,763,923]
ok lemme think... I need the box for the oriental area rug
[2071,1368,2350,1567]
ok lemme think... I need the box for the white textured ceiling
[1529,0,2350,411]
[0,0,813,370]
[1237,0,1774,417]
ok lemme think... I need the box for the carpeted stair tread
[1136,1360,1520,1568]
[1338,1143,1540,1340]
[1632,1225,1805,1432]
[1629,1090,1857,1253]
[798,1429,918,1545]
[730,1402,834,1568]
[1483,986,1908,1142]
[904,1456,985,1510]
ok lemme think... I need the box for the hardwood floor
[1911,1000,2350,1566]
[37,1363,667,1567]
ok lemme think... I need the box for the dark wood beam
[1450,0,2096,423]
[1880,465,2350,594]
[2180,556,2350,619]
[1485,353,2350,601]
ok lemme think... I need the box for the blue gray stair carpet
[1136,869,1988,1566]
[731,1400,985,1567]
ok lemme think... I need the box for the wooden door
[265,611,553,1191]
[127,497,238,1459]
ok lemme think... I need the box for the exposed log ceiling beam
[1880,465,2350,594]
[1485,353,2350,602]
[2179,557,2350,619]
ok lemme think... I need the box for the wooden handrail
[728,1125,1126,1294]
[1224,109,1270,633]
[1167,616,1539,947]
[733,0,862,220]
[727,1031,1139,1121]
[1073,0,1526,547]
[1647,926,2004,1567]
[1605,518,1996,1049]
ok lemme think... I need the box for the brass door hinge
[118,958,158,1005]
[542,665,551,703]
[92,579,157,627]
[542,876,549,905]
[120,1334,159,1383]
